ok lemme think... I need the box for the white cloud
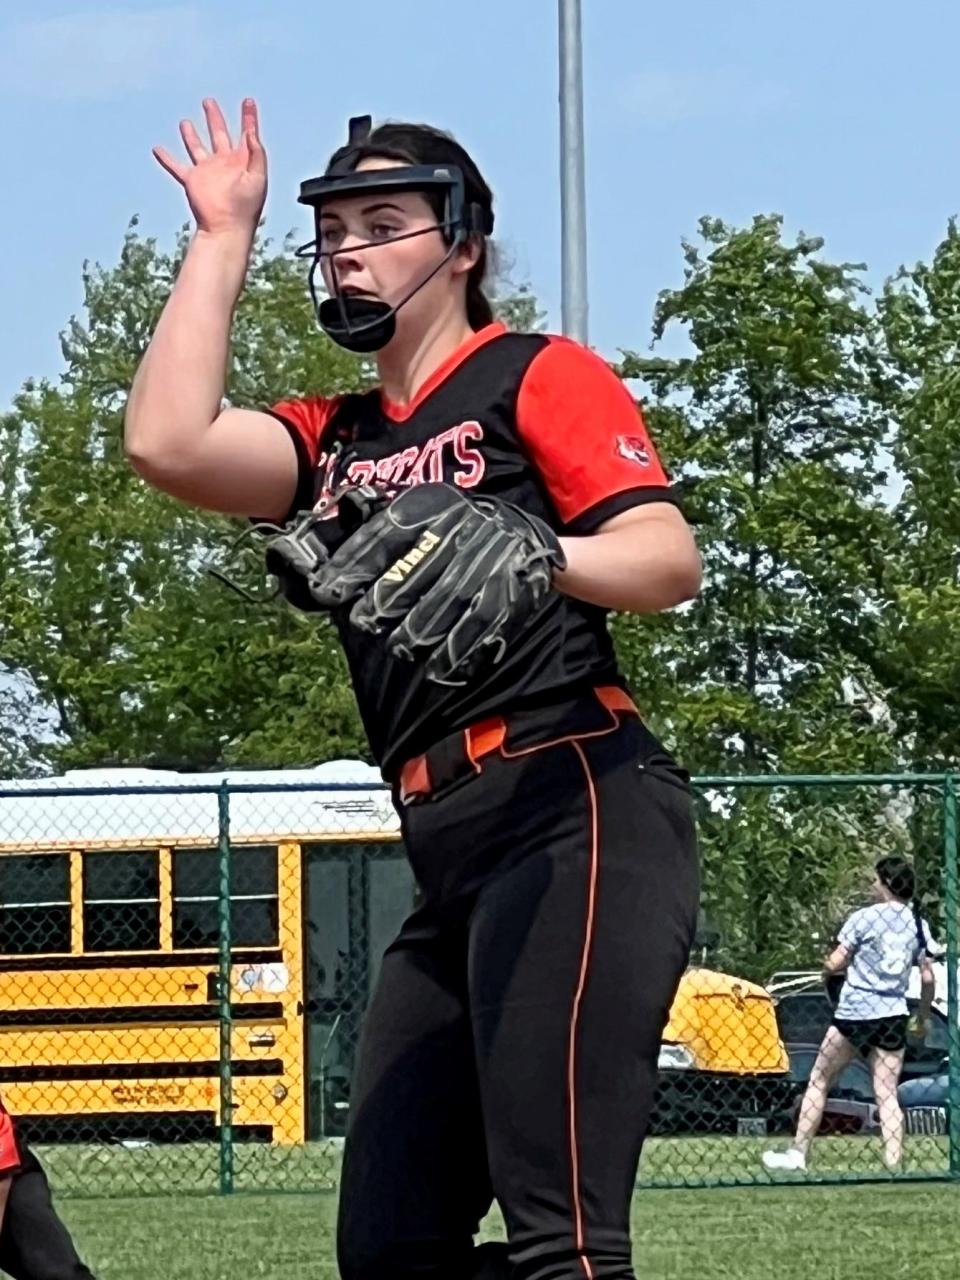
[618,68,789,126]
[0,8,282,100]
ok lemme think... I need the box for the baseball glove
[279,482,566,686]
[262,485,388,611]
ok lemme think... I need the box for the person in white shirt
[763,856,936,1173]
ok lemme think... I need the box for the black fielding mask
[296,115,494,353]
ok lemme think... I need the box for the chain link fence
[0,770,956,1199]
[648,772,959,1187]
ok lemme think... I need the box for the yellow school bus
[2,765,793,1146]
[0,763,407,1145]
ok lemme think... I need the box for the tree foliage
[1,209,957,977]
[0,225,548,774]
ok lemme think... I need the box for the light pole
[558,0,588,343]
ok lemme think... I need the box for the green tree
[614,213,897,777]
[0,223,545,775]
[611,214,906,976]
[493,281,546,333]
[869,220,960,768]
[0,224,371,774]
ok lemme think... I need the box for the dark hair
[325,121,495,330]
[876,856,926,955]
[876,856,915,902]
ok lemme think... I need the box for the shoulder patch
[615,435,651,467]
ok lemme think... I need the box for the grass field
[33,1131,953,1199]
[27,1135,960,1278]
[55,1182,960,1279]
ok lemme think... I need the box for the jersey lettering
[312,421,488,511]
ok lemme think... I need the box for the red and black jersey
[270,322,676,775]
[0,1095,21,1176]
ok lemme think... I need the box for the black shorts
[833,1015,908,1054]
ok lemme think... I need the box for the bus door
[302,841,415,1138]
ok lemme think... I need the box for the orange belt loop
[595,685,640,718]
[464,717,508,768]
[399,754,431,802]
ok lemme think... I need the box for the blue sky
[2,0,959,409]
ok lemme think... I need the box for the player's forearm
[556,521,701,613]
[919,976,935,1017]
[124,229,253,468]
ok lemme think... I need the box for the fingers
[244,107,267,179]
[152,146,188,184]
[202,97,233,153]
[424,581,512,686]
[240,97,260,142]
[244,130,267,178]
[179,117,209,164]
[161,98,258,175]
[239,98,265,172]
[351,534,455,633]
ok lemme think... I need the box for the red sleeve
[516,337,676,533]
[0,1097,22,1175]
[268,395,342,517]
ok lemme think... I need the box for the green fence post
[944,772,960,1182]
[217,782,234,1195]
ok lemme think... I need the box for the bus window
[172,846,279,949]
[304,854,350,1001]
[82,850,160,952]
[0,853,71,955]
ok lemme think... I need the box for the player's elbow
[124,437,189,496]
[123,394,209,484]
[124,437,163,482]
[646,545,701,611]
[621,553,700,614]
[619,544,701,614]
[667,547,702,606]
[634,509,702,609]
[124,410,209,497]
[124,406,171,478]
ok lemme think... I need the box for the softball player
[763,856,936,1174]
[0,1096,97,1278]
[127,99,701,1280]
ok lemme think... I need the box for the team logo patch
[616,435,651,467]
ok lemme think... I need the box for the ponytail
[911,897,926,959]
[466,259,494,329]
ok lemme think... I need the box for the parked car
[897,1072,949,1134]
[770,1043,879,1135]
[650,967,794,1134]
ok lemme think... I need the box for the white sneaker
[761,1147,807,1172]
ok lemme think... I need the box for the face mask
[296,117,493,353]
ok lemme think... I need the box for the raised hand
[153,98,267,238]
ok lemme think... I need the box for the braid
[912,896,926,957]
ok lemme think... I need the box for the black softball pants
[337,696,699,1280]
